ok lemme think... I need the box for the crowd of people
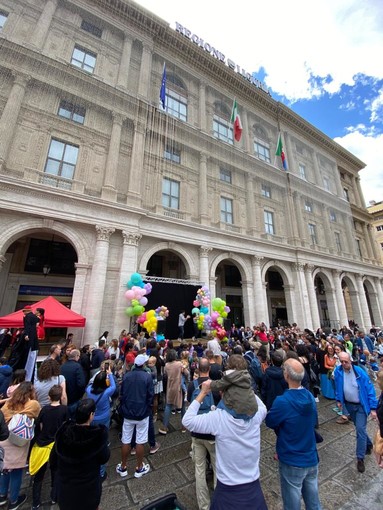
[0,313,383,509]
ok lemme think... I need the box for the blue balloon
[201,306,209,314]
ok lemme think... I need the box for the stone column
[362,223,374,260]
[117,32,133,89]
[199,153,209,224]
[293,191,307,245]
[304,264,321,330]
[127,120,145,206]
[0,74,29,168]
[283,284,297,326]
[355,273,371,330]
[311,151,323,187]
[209,276,217,304]
[29,0,58,50]
[367,291,383,327]
[199,82,206,132]
[345,216,357,257]
[113,231,142,335]
[138,41,153,98]
[241,111,250,153]
[70,263,90,346]
[242,280,253,327]
[246,174,256,234]
[322,207,334,252]
[355,177,365,207]
[285,189,299,245]
[332,270,349,328]
[368,224,380,261]
[102,113,124,201]
[199,246,211,286]
[85,226,115,342]
[375,277,383,318]
[292,262,312,329]
[252,256,267,324]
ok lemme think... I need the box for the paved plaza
[22,394,383,510]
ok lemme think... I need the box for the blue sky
[135,0,383,206]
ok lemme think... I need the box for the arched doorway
[215,261,243,327]
[147,250,187,279]
[341,276,362,329]
[266,269,287,327]
[0,232,78,341]
[145,250,200,339]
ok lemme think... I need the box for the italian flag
[231,99,242,142]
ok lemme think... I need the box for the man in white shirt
[178,311,190,341]
[207,336,221,356]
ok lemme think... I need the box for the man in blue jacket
[265,358,321,510]
[116,354,153,479]
[334,351,378,473]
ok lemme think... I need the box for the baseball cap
[135,354,149,367]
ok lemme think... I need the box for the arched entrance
[215,261,243,327]
[0,232,78,340]
[341,276,362,329]
[147,250,187,278]
[266,268,288,327]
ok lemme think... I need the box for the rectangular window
[162,178,180,210]
[308,223,317,244]
[254,141,271,163]
[376,225,383,232]
[163,89,187,122]
[264,210,275,235]
[356,239,362,257]
[58,100,86,124]
[329,209,337,222]
[220,168,232,184]
[213,118,234,144]
[335,232,342,252]
[0,10,8,29]
[164,144,181,164]
[304,201,313,213]
[299,163,306,180]
[81,19,103,38]
[323,177,330,191]
[343,187,350,201]
[261,184,271,198]
[44,139,79,180]
[71,45,97,73]
[221,197,233,224]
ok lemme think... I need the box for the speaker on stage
[224,319,231,331]
[157,320,166,335]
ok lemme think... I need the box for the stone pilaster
[102,113,124,201]
[199,153,209,224]
[138,41,153,98]
[0,74,30,168]
[252,256,267,324]
[304,264,321,330]
[199,246,212,286]
[117,32,133,89]
[113,230,142,335]
[0,256,6,272]
[199,82,206,132]
[29,0,58,50]
[127,120,145,206]
[246,174,256,234]
[292,262,312,329]
[332,269,349,328]
[84,226,115,342]
[355,273,372,330]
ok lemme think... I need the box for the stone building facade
[0,0,382,343]
[367,200,383,263]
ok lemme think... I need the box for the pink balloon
[125,290,135,300]
[193,300,200,307]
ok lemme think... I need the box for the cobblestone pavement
[22,395,383,510]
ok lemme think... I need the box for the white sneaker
[134,463,150,478]
[315,397,320,403]
[116,463,128,477]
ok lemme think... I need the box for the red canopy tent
[0,296,86,328]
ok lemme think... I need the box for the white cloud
[334,130,383,205]
[134,0,383,205]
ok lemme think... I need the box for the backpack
[244,351,263,390]
[191,379,214,414]
[8,413,35,447]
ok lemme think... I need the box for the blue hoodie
[0,364,12,397]
[265,388,318,467]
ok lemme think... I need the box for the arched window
[213,101,233,144]
[253,125,270,163]
[161,73,187,122]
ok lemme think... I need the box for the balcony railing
[23,167,85,193]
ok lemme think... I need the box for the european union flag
[160,63,166,109]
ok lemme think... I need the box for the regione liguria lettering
[175,22,271,96]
